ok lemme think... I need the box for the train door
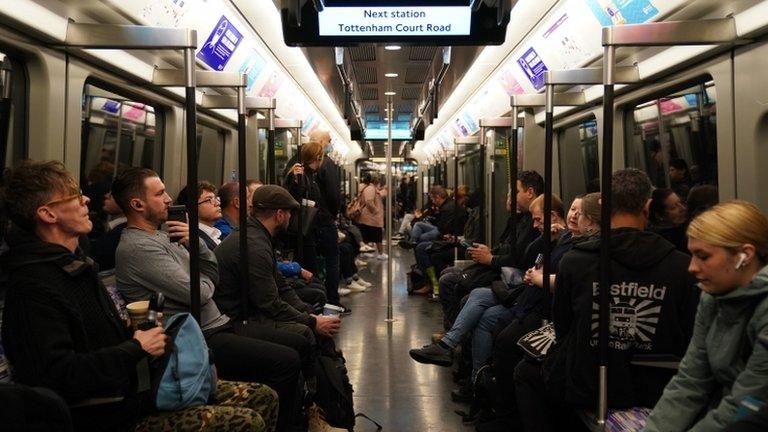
[274,119,302,185]
[455,135,483,243]
[480,119,513,247]
[557,117,600,207]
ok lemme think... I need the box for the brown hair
[300,141,325,165]
[175,181,217,206]
[111,167,159,213]
[3,160,78,231]
[529,193,565,219]
[581,192,602,224]
[687,200,768,263]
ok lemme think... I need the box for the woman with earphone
[643,200,768,432]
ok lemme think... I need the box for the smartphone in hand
[460,239,473,249]
[166,205,186,242]
[534,253,544,269]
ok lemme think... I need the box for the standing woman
[643,200,768,432]
[358,173,387,260]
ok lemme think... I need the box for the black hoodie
[0,227,146,431]
[545,228,700,409]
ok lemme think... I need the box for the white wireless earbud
[735,253,748,270]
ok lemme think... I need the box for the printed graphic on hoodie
[590,282,667,350]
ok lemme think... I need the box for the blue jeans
[411,221,439,243]
[315,225,340,305]
[442,288,514,375]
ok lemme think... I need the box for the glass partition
[558,117,599,206]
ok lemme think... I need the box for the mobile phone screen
[534,253,544,269]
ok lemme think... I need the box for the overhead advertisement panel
[318,6,471,37]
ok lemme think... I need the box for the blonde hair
[687,200,768,263]
[581,192,602,224]
[529,193,564,219]
[300,141,325,165]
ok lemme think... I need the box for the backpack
[314,348,355,430]
[151,313,216,411]
[345,190,365,223]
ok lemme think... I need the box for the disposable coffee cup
[322,303,344,317]
[126,300,150,329]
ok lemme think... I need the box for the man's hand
[291,163,304,177]
[468,243,493,265]
[524,267,544,288]
[166,221,190,246]
[133,326,168,357]
[300,268,313,282]
[313,315,341,338]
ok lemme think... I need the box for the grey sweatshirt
[115,227,230,331]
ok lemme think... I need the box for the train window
[197,122,225,185]
[625,80,717,200]
[558,118,599,206]
[81,83,164,237]
[1,53,28,170]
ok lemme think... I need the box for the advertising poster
[498,66,525,96]
[137,0,191,27]
[517,47,549,91]
[259,69,286,98]
[238,49,267,92]
[196,15,243,71]
[539,12,595,69]
[585,0,659,26]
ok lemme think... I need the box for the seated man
[89,189,127,271]
[514,169,700,432]
[438,171,543,329]
[112,167,303,432]
[399,185,460,247]
[409,193,571,383]
[175,181,223,251]
[214,181,254,240]
[214,185,341,342]
[1,161,278,432]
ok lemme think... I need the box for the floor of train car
[335,246,473,432]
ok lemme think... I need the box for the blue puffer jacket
[643,264,768,432]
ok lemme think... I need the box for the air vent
[409,46,437,61]
[401,87,420,100]
[360,87,378,100]
[405,65,430,84]
[354,65,377,84]
[364,104,379,113]
[349,45,376,62]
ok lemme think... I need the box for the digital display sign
[281,0,510,47]
[318,6,471,37]
[365,121,412,140]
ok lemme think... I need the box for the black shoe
[451,384,473,403]
[398,239,417,249]
[334,303,352,315]
[409,342,453,367]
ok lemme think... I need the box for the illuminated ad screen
[318,0,471,37]
[365,121,413,140]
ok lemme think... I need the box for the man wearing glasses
[175,181,223,251]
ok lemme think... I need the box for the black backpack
[315,350,355,430]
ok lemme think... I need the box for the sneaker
[308,404,347,432]
[375,253,388,260]
[338,288,351,296]
[335,303,352,315]
[398,239,416,249]
[347,281,368,292]
[428,293,440,302]
[409,342,453,367]
[354,258,368,267]
[354,277,372,287]
[360,252,376,259]
[359,244,376,253]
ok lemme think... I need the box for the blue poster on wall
[585,0,659,27]
[197,15,243,71]
[238,50,266,91]
[517,47,548,91]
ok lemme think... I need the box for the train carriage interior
[2,0,768,431]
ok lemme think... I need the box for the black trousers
[338,242,357,280]
[513,359,586,432]
[233,319,317,380]
[429,246,462,275]
[293,281,327,309]
[206,329,301,432]
[492,312,544,415]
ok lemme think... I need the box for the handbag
[289,205,318,237]
[345,187,367,222]
[517,321,556,361]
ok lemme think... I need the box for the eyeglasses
[198,196,221,206]
[45,190,85,206]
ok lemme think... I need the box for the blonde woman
[643,200,768,432]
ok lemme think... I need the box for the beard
[279,215,290,232]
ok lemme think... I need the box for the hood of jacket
[573,227,676,271]
[0,226,93,276]
[716,263,768,302]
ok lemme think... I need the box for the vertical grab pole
[237,85,250,323]
[453,140,460,261]
[183,48,201,323]
[542,83,554,298]
[386,96,394,322]
[479,131,487,245]
[598,45,616,430]
[509,106,519,253]
[267,109,276,184]
[296,134,304,263]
